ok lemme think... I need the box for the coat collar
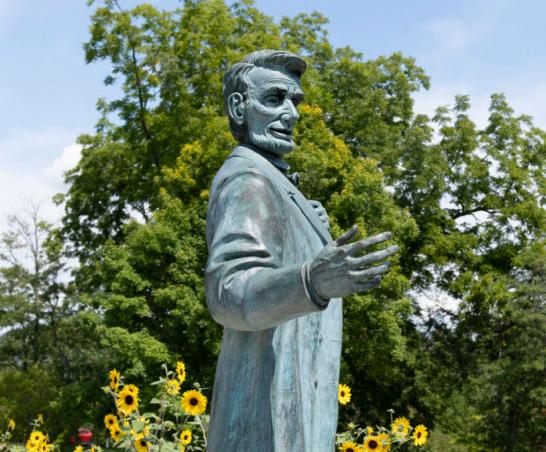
[229,146,331,244]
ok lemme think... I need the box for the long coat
[205,145,343,451]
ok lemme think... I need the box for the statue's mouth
[270,127,293,140]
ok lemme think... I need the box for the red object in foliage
[78,430,93,443]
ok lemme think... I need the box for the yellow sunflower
[412,424,428,446]
[181,389,207,416]
[338,383,352,405]
[124,383,140,395]
[339,441,363,452]
[109,368,121,391]
[117,386,139,416]
[104,413,118,430]
[134,433,150,452]
[364,435,382,452]
[29,430,46,444]
[377,432,391,451]
[74,446,84,452]
[166,378,181,395]
[110,425,124,442]
[176,361,186,383]
[25,439,38,451]
[391,416,410,437]
[180,429,192,445]
[8,419,15,430]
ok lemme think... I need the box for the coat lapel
[229,146,332,245]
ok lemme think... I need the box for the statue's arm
[205,171,324,332]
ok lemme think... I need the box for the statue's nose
[281,101,299,125]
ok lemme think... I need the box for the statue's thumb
[335,225,358,246]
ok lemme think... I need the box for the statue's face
[243,66,304,155]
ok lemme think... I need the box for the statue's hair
[223,50,307,142]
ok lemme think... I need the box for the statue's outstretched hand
[308,225,398,299]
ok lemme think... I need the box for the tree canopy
[1,1,544,450]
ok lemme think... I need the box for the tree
[49,0,546,449]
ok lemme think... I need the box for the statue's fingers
[346,245,399,268]
[334,225,358,246]
[348,232,392,255]
[349,262,390,280]
[309,200,322,208]
[353,275,382,293]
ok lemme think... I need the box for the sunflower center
[341,391,345,396]
[347,449,354,452]
[369,440,378,448]
[190,397,198,406]
[125,395,134,404]
[417,432,422,438]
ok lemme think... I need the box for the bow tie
[287,171,300,187]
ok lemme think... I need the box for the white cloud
[0,129,81,228]
[43,143,82,182]
[0,127,75,167]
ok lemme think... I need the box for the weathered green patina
[205,50,397,451]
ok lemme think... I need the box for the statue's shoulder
[210,147,278,198]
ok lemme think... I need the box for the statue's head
[223,50,306,156]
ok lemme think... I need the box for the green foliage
[1,1,544,450]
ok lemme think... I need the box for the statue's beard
[247,130,295,156]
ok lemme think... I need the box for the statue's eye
[263,94,284,106]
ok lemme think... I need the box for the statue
[204,50,398,451]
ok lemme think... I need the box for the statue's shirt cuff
[301,262,330,310]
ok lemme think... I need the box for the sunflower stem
[197,415,207,447]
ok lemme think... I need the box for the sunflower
[134,433,150,452]
[339,441,363,452]
[166,378,181,395]
[124,383,140,395]
[181,389,207,416]
[25,439,39,451]
[104,413,118,430]
[176,361,186,383]
[364,435,382,452]
[338,383,352,405]
[110,425,124,442]
[74,446,84,452]
[180,429,192,445]
[377,432,391,451]
[109,368,121,391]
[391,416,410,437]
[412,424,428,446]
[117,386,139,416]
[8,419,15,430]
[29,431,45,444]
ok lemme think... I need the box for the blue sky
[0,0,545,229]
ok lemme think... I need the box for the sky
[0,0,545,236]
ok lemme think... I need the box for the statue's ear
[227,92,246,126]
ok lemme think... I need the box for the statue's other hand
[309,200,330,229]
[308,225,399,299]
